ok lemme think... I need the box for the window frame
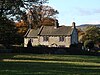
[43,36,49,42]
[59,36,65,42]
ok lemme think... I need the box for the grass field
[0,54,100,75]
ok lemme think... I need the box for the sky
[48,0,100,26]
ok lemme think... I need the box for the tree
[24,5,59,29]
[15,20,28,36]
[0,17,19,48]
[0,0,23,18]
[0,0,48,43]
[16,1,59,35]
[78,28,85,43]
[80,26,100,44]
[0,0,49,22]
[0,0,37,13]
[41,17,55,26]
[0,0,57,28]
[84,40,94,49]
[0,0,58,46]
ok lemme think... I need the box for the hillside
[77,24,100,31]
[77,24,100,28]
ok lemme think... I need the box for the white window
[43,36,49,42]
[59,36,65,42]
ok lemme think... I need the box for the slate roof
[25,29,40,37]
[25,26,73,37]
[39,26,73,36]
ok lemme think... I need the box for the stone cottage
[24,21,78,47]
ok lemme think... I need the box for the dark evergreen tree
[0,17,19,48]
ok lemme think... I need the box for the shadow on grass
[0,62,100,75]
[0,53,18,59]
[1,54,100,63]
[0,54,100,75]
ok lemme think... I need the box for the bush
[84,40,94,49]
[27,40,32,48]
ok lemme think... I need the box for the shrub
[84,40,94,49]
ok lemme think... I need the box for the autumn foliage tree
[41,17,55,26]
[16,1,59,35]
[15,20,28,36]
[80,26,100,47]
[22,5,59,29]
[0,0,59,46]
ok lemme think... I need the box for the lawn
[0,54,100,75]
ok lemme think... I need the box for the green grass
[0,54,100,75]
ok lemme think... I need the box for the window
[59,36,64,42]
[43,36,49,42]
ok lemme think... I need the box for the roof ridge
[38,26,44,35]
[24,29,31,37]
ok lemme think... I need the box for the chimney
[72,22,76,28]
[54,19,59,29]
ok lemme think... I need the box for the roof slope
[40,26,73,36]
[25,26,73,37]
[25,29,40,37]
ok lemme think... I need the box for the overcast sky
[48,0,100,26]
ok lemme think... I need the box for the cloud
[94,9,100,13]
[85,21,100,24]
[76,8,100,16]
